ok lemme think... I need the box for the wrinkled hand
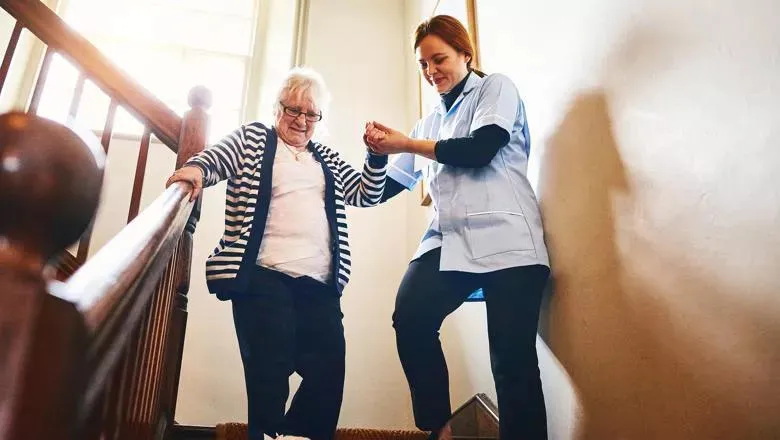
[166,166,203,201]
[363,121,409,155]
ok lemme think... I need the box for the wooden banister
[1,0,213,434]
[0,84,208,438]
[0,112,105,269]
[0,20,22,91]
[0,111,105,439]
[0,0,182,149]
[159,85,212,430]
[64,182,193,424]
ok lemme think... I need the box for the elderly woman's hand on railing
[166,166,203,201]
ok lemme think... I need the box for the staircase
[1,0,208,438]
[0,1,500,439]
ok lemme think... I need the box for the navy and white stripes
[185,122,388,296]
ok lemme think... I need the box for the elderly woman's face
[276,91,320,148]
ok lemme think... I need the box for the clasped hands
[363,121,410,155]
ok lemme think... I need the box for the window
[36,0,258,142]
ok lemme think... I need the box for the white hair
[273,67,331,118]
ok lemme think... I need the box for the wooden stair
[172,425,492,440]
[168,394,499,440]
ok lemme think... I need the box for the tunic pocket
[465,210,534,259]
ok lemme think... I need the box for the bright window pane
[168,0,256,18]
[113,106,146,135]
[65,3,253,56]
[183,53,247,111]
[36,54,79,125]
[77,80,112,131]
[36,0,258,137]
[209,109,241,143]
[93,41,185,103]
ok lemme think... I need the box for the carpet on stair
[216,423,429,440]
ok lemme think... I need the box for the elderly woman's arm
[167,125,253,199]
[184,126,251,186]
[331,150,389,207]
[380,178,407,202]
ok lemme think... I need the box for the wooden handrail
[0,111,106,440]
[0,0,213,427]
[0,84,208,438]
[0,0,182,149]
[51,182,194,423]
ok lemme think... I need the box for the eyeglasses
[279,102,322,122]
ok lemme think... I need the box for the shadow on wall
[536,38,780,440]
[538,90,629,440]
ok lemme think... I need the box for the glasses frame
[279,101,323,122]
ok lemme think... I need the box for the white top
[256,138,332,283]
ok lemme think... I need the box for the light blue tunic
[388,73,549,276]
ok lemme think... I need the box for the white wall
[476,0,780,438]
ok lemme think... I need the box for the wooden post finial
[0,112,105,271]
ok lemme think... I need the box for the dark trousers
[231,267,345,440]
[393,248,550,440]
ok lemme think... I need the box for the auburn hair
[413,15,485,76]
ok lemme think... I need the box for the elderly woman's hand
[364,121,409,155]
[166,166,203,201]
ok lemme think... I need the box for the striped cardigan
[185,122,388,298]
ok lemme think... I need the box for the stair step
[212,424,428,440]
[172,424,499,440]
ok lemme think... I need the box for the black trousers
[393,248,550,440]
[231,267,345,440]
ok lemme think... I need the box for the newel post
[0,112,104,439]
[161,85,212,426]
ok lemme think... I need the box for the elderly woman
[166,68,387,440]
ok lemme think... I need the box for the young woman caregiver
[364,14,551,440]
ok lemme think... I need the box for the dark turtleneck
[434,71,510,169]
[441,71,471,111]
